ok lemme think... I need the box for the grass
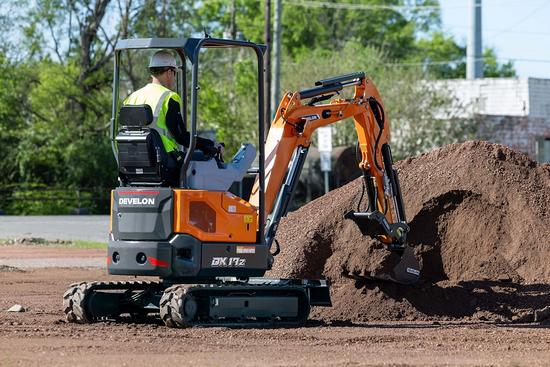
[71,240,108,249]
[0,238,107,249]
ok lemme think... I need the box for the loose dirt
[271,141,550,323]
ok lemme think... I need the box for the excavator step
[63,279,330,327]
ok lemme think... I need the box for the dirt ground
[1,248,549,367]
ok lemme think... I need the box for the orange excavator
[63,37,419,327]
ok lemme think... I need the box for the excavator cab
[63,37,418,328]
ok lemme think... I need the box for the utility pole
[264,0,272,137]
[467,0,483,79]
[270,0,282,118]
[230,0,237,40]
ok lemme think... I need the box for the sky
[439,0,550,78]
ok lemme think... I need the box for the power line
[385,57,550,67]
[444,24,550,36]
[283,0,446,11]
[282,0,541,11]
[486,0,550,40]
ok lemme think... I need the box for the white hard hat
[149,50,177,68]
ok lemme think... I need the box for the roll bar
[110,37,268,242]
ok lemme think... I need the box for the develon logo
[118,197,155,205]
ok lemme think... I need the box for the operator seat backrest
[116,104,178,186]
[119,103,153,127]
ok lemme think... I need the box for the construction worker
[124,50,223,161]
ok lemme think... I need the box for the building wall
[434,78,531,118]
[477,115,550,160]
[432,77,550,162]
[529,78,550,119]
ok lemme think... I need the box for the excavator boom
[251,72,419,285]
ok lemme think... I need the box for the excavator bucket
[372,246,420,285]
[344,210,421,285]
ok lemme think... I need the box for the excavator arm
[250,72,420,284]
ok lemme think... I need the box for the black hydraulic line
[299,83,343,100]
[362,170,377,213]
[381,144,406,222]
[368,97,385,172]
[265,146,309,251]
[392,168,407,222]
[314,71,365,86]
[300,71,366,100]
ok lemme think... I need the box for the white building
[434,77,550,162]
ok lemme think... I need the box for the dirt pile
[270,141,550,323]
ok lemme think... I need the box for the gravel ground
[0,248,549,366]
[0,216,109,243]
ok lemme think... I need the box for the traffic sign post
[317,126,332,194]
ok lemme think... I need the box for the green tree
[412,33,516,79]
[483,48,515,77]
[414,31,466,78]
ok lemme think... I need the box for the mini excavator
[63,37,420,327]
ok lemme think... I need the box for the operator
[124,50,223,162]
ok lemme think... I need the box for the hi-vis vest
[123,83,182,153]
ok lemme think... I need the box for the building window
[536,138,550,163]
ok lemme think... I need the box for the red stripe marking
[117,190,160,195]
[149,256,169,268]
[107,256,112,265]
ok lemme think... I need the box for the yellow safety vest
[123,83,182,153]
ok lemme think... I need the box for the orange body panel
[173,190,258,243]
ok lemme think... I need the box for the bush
[0,184,110,215]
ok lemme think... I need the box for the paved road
[0,216,109,243]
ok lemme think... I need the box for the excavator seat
[116,104,179,186]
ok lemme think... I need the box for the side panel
[173,190,258,243]
[199,243,269,277]
[112,188,173,241]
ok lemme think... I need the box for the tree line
[0,0,514,214]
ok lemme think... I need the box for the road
[0,215,109,243]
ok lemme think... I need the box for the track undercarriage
[63,279,330,328]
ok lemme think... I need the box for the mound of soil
[270,141,550,323]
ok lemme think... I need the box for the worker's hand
[216,143,225,156]
[215,142,225,162]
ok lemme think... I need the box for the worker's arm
[165,98,216,154]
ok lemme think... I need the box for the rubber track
[160,282,311,328]
[63,280,162,323]
[64,280,312,327]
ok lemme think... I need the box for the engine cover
[112,187,173,241]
